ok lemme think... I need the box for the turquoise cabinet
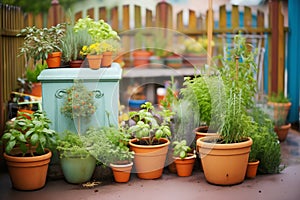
[38,63,122,135]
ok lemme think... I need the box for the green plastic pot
[60,155,96,184]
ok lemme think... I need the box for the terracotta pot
[101,51,113,68]
[246,160,260,179]
[4,148,52,190]
[17,109,34,119]
[46,52,62,68]
[165,54,182,68]
[31,82,42,97]
[274,123,291,142]
[87,54,102,70]
[129,138,170,179]
[110,162,133,183]
[197,136,253,185]
[174,153,196,177]
[132,50,152,67]
[194,126,219,141]
[267,101,291,124]
[70,60,83,68]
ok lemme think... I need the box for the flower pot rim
[197,136,253,149]
[3,149,52,162]
[110,162,133,168]
[267,101,292,106]
[173,153,196,161]
[129,137,170,148]
[275,123,291,129]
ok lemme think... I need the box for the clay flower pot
[4,149,52,190]
[174,153,196,177]
[31,82,42,97]
[132,50,152,67]
[274,123,291,142]
[129,138,170,179]
[70,60,83,68]
[246,160,260,179]
[46,52,62,68]
[267,101,292,124]
[110,162,133,183]
[197,136,253,185]
[87,54,102,70]
[101,51,113,68]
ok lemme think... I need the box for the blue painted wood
[38,63,122,135]
[287,0,300,123]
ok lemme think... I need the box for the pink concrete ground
[1,129,300,200]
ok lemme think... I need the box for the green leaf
[5,140,16,154]
[30,133,39,145]
[17,134,27,143]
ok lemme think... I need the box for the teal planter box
[38,63,122,135]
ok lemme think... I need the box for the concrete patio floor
[1,129,300,200]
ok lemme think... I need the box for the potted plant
[18,23,66,68]
[58,80,98,183]
[1,111,57,190]
[26,63,47,97]
[61,22,92,68]
[180,75,220,140]
[99,39,120,68]
[197,34,256,185]
[248,106,283,175]
[267,92,291,142]
[125,102,174,179]
[172,140,196,177]
[91,126,134,183]
[80,42,104,69]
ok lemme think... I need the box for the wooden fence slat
[134,5,141,28]
[110,6,118,31]
[156,2,173,28]
[188,10,197,30]
[232,5,239,29]
[244,6,252,28]
[99,7,107,21]
[198,14,204,30]
[75,11,82,21]
[122,5,130,30]
[145,9,152,27]
[219,5,226,29]
[176,10,184,31]
[87,8,94,19]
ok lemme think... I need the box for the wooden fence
[0,1,287,133]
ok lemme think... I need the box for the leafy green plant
[60,80,97,135]
[126,102,174,145]
[73,16,119,43]
[172,140,194,159]
[1,111,57,156]
[268,92,289,103]
[249,107,283,173]
[17,23,66,65]
[26,63,47,83]
[216,33,258,143]
[61,22,92,62]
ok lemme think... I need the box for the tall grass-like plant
[217,33,258,143]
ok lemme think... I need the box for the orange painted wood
[231,5,239,29]
[75,11,82,22]
[111,6,118,31]
[146,9,153,27]
[176,10,184,31]
[219,5,226,29]
[135,5,142,28]
[123,5,130,30]
[87,8,94,19]
[99,7,107,21]
[188,9,197,31]
[277,2,284,93]
[244,6,252,28]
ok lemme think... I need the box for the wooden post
[269,0,280,94]
[207,0,213,66]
